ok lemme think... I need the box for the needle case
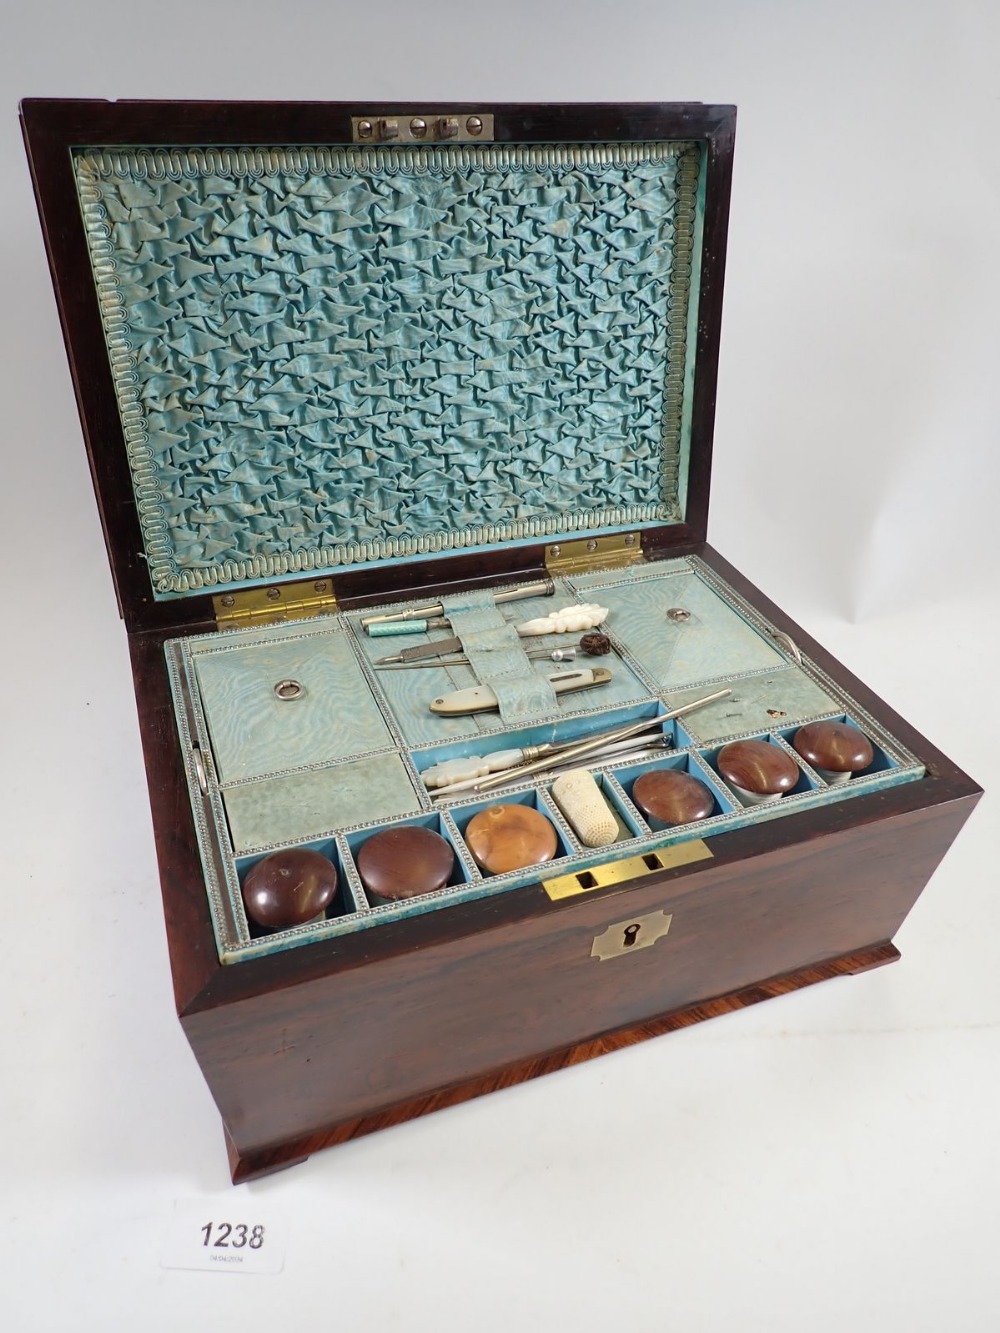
[22,99,981,1182]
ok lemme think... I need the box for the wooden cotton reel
[356,825,455,905]
[464,804,559,875]
[792,720,874,784]
[550,769,619,847]
[241,848,339,931]
[717,739,799,805]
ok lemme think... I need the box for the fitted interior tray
[166,554,925,963]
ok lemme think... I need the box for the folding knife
[429,667,612,716]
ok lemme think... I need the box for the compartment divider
[687,749,740,812]
[535,785,585,858]
[335,833,374,915]
[437,809,484,885]
[600,770,653,839]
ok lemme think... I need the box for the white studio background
[1,2,997,1329]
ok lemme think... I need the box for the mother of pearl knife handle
[516,603,609,636]
[429,667,612,716]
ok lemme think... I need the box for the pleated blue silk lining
[73,142,702,598]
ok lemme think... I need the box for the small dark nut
[579,632,612,657]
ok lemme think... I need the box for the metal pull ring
[274,679,305,701]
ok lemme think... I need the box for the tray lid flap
[22,100,735,631]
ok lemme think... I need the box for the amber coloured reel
[357,825,456,902]
[793,720,875,775]
[242,847,339,930]
[464,804,559,875]
[717,739,799,796]
[632,768,716,827]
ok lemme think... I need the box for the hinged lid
[22,100,735,633]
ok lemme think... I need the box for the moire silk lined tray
[167,554,924,964]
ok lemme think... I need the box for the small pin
[375,646,578,671]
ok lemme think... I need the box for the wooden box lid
[21,100,735,633]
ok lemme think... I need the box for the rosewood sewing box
[21,99,981,1183]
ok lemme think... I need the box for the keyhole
[623,923,641,948]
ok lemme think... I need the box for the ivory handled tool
[423,730,671,791]
[366,600,609,641]
[429,736,674,800]
[376,647,579,671]
[422,724,635,790]
[469,688,731,794]
[376,628,613,667]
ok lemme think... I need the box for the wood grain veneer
[119,542,980,1181]
[223,941,901,1183]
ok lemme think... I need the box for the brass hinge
[542,840,712,901]
[544,532,645,578]
[213,577,338,630]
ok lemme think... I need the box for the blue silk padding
[438,589,495,615]
[489,674,562,722]
[192,621,393,782]
[223,750,423,854]
[73,142,702,599]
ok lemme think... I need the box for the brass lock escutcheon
[591,909,673,961]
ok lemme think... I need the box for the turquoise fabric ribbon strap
[460,623,524,675]
[439,589,497,617]
[490,675,562,723]
[446,602,558,722]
